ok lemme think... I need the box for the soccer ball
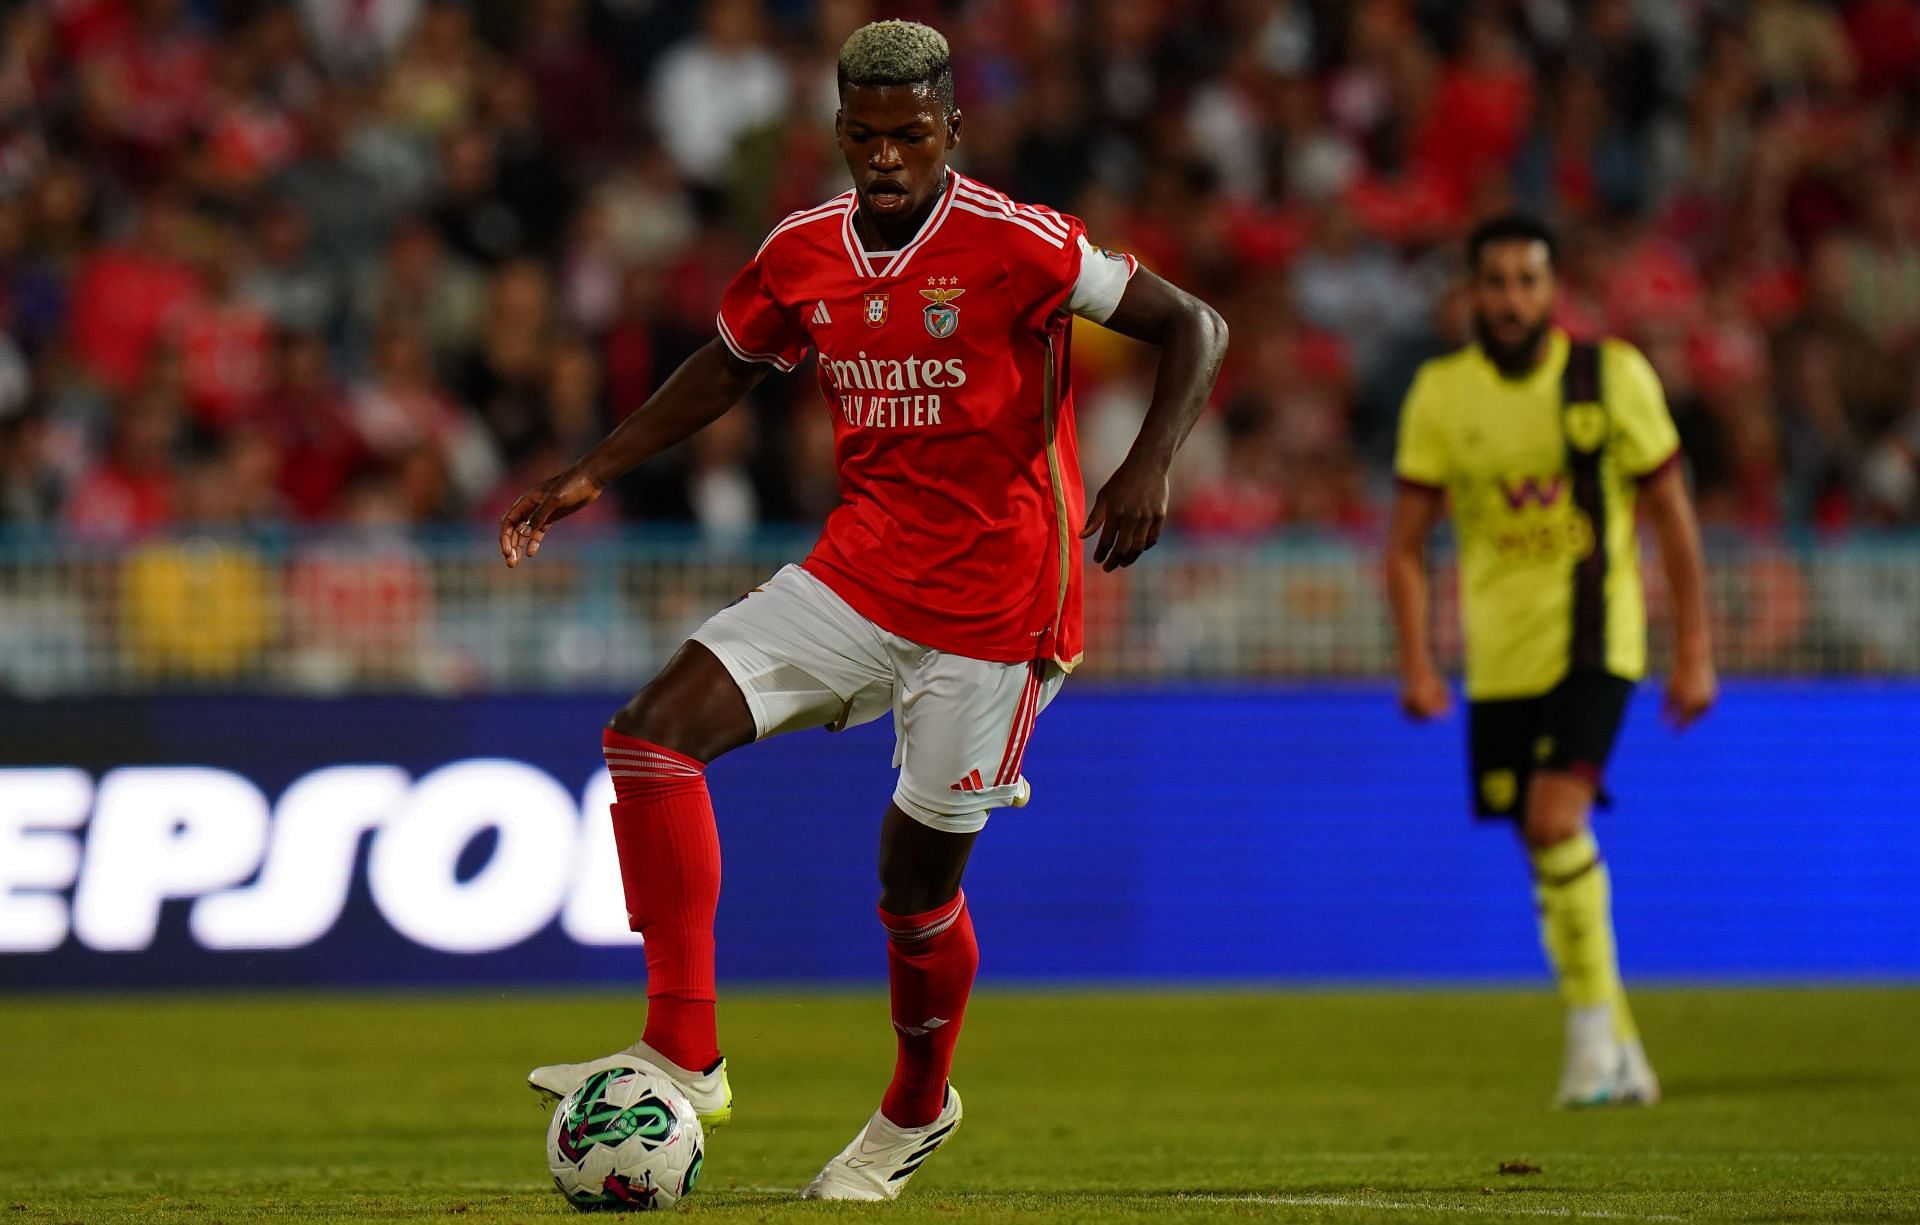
[546,1066,705,1211]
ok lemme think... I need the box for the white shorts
[691,565,1065,834]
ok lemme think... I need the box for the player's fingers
[1103,513,1139,570]
[1093,511,1121,565]
[1143,516,1163,552]
[527,493,565,536]
[1080,490,1107,539]
[499,491,542,564]
[500,488,540,528]
[1107,514,1147,571]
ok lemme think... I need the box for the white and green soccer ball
[546,1066,705,1211]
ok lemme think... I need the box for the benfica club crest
[864,294,889,327]
[920,279,965,338]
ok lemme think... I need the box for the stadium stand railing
[1,531,1915,694]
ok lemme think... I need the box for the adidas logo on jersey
[811,300,832,325]
[949,769,984,793]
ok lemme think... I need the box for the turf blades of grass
[1,988,1915,1223]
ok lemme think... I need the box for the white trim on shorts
[690,565,1064,834]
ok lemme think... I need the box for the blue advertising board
[1,683,1915,988]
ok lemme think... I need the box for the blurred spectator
[269,86,395,267]
[350,214,484,373]
[0,194,66,360]
[197,19,306,203]
[70,0,214,184]
[299,0,422,83]
[64,378,183,540]
[587,141,698,268]
[459,258,554,462]
[0,345,56,524]
[429,123,521,265]
[350,320,499,512]
[1177,399,1287,539]
[687,404,761,546]
[602,262,667,421]
[66,191,201,395]
[649,0,788,189]
[383,1,483,137]
[268,330,370,521]
[239,197,341,336]
[516,0,623,173]
[176,223,275,430]
[1291,206,1426,378]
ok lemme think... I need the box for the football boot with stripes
[799,1085,962,1201]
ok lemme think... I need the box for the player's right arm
[1384,368,1452,721]
[504,236,810,567]
[498,341,769,567]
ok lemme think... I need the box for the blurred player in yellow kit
[1385,215,1717,1106]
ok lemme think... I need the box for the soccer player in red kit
[502,20,1227,1200]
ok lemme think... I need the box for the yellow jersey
[1393,330,1680,700]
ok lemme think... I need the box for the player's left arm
[1609,340,1717,729]
[1080,270,1229,571]
[1640,463,1717,729]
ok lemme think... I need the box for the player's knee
[878,837,965,916]
[606,685,683,748]
[879,880,958,918]
[1522,771,1593,848]
[606,644,753,761]
[607,687,723,761]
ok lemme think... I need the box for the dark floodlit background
[1,0,1916,986]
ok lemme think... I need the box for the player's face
[1470,239,1556,369]
[836,84,959,224]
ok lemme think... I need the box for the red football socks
[879,891,977,1127]
[602,729,722,1072]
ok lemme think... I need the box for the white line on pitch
[1179,1194,1684,1221]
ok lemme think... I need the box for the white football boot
[1554,1006,1659,1107]
[1612,1037,1661,1105]
[800,1085,963,1201]
[1554,1005,1622,1108]
[528,1039,733,1130]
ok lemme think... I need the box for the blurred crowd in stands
[5,0,1920,546]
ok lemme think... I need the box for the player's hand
[499,466,604,568]
[1399,668,1453,722]
[1664,655,1717,730]
[1081,456,1170,572]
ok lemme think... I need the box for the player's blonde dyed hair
[837,20,956,111]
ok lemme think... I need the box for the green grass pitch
[2,987,1916,1222]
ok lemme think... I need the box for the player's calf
[599,727,724,1070]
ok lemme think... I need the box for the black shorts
[1467,670,1634,819]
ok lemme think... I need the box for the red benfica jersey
[716,172,1137,668]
